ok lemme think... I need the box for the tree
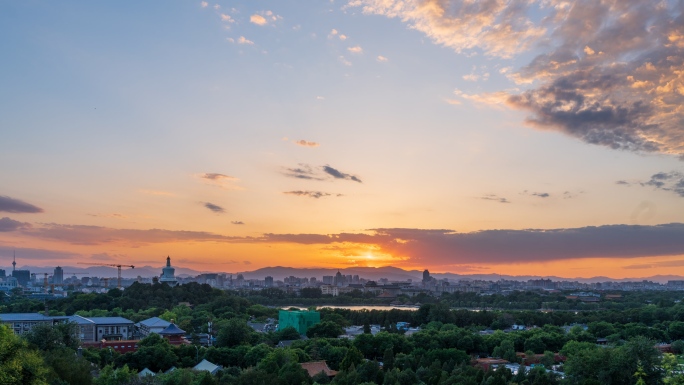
[94,365,137,385]
[44,347,93,385]
[217,318,255,347]
[0,325,49,385]
[277,326,301,342]
[306,321,344,339]
[383,348,395,371]
[23,322,81,353]
[341,347,363,371]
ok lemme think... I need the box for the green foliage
[94,365,136,385]
[307,321,344,339]
[0,325,49,385]
[216,318,256,347]
[44,347,93,385]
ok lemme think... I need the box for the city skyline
[1,1,684,278]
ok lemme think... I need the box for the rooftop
[0,313,67,322]
[300,361,338,377]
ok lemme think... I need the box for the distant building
[68,315,134,342]
[0,313,69,335]
[278,310,320,334]
[265,276,274,287]
[158,322,190,345]
[159,256,178,286]
[334,270,343,286]
[422,269,430,283]
[135,317,171,337]
[300,361,338,379]
[12,270,30,287]
[321,285,339,297]
[0,277,18,292]
[194,359,221,375]
[53,266,63,285]
[322,276,333,285]
[0,269,5,278]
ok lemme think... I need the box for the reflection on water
[281,305,419,311]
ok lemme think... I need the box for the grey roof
[138,317,171,328]
[138,368,156,377]
[68,315,133,325]
[0,313,60,322]
[193,359,220,374]
[87,317,133,325]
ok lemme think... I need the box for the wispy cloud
[322,165,362,183]
[200,1,208,8]
[0,246,77,261]
[282,164,325,180]
[329,29,347,40]
[619,171,684,198]
[231,221,245,225]
[282,164,363,183]
[293,139,320,147]
[200,173,237,181]
[204,202,225,213]
[0,217,32,232]
[0,196,44,213]
[198,173,241,190]
[376,55,388,62]
[250,14,267,25]
[139,189,175,197]
[227,36,254,45]
[220,14,235,23]
[522,191,550,198]
[347,46,363,54]
[87,213,129,220]
[338,56,352,66]
[22,223,241,246]
[480,194,510,204]
[250,10,282,26]
[283,191,337,199]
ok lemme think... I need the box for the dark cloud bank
[0,196,43,213]
[354,0,684,157]
[6,219,684,265]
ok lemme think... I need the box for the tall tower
[160,256,178,286]
[12,251,16,271]
[53,266,64,285]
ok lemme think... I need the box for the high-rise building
[12,270,30,287]
[265,276,274,287]
[0,269,5,279]
[53,266,64,285]
[322,276,333,285]
[334,270,343,286]
[422,269,431,283]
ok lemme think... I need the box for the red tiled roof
[300,361,338,377]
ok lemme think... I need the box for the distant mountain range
[2,264,682,284]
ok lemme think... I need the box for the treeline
[2,283,684,385]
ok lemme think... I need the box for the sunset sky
[2,0,684,279]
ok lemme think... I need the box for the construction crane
[31,273,51,293]
[77,263,135,289]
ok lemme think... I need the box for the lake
[281,305,419,311]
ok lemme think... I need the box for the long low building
[0,313,134,341]
[0,313,69,335]
[68,315,134,342]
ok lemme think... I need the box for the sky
[1,0,684,279]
